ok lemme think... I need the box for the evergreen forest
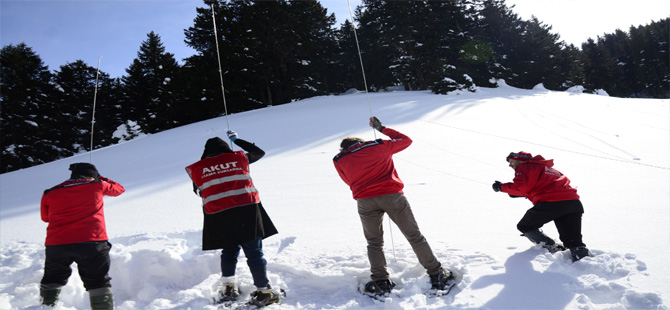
[2,0,668,173]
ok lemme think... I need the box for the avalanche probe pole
[211,4,233,147]
[347,0,377,140]
[348,0,396,262]
[89,56,101,163]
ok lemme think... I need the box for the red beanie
[506,151,532,162]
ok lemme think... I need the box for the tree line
[2,0,668,173]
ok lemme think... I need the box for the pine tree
[51,60,122,155]
[122,31,183,135]
[185,0,338,111]
[1,43,58,172]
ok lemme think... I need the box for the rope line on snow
[420,118,669,171]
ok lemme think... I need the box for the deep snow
[1,85,668,309]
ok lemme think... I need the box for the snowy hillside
[1,85,669,309]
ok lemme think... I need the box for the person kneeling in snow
[333,117,457,296]
[185,131,281,307]
[39,163,125,309]
[492,151,593,262]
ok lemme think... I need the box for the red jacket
[41,177,125,246]
[333,127,411,199]
[185,151,260,214]
[501,155,579,205]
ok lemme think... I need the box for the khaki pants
[357,193,442,281]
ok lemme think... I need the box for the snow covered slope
[1,86,668,309]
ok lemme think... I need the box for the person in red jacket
[185,131,280,307]
[333,117,457,297]
[39,163,125,309]
[492,151,592,262]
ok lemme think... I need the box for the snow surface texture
[1,85,668,309]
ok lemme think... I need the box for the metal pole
[89,56,101,163]
[211,4,232,136]
[348,0,396,262]
[347,0,377,140]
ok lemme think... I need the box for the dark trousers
[517,200,586,248]
[41,241,112,291]
[220,237,269,288]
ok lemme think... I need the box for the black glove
[370,116,384,132]
[492,181,502,192]
[508,194,523,198]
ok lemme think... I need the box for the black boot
[39,288,61,307]
[363,279,396,296]
[522,229,565,253]
[429,269,457,290]
[570,246,593,262]
[90,293,114,310]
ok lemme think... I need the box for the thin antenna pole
[347,0,376,140]
[211,4,232,134]
[348,0,396,262]
[89,56,101,163]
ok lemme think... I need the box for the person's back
[333,127,411,199]
[333,117,459,297]
[39,163,124,309]
[42,178,124,245]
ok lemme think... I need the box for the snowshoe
[359,279,397,301]
[427,269,460,297]
[215,284,240,303]
[248,286,284,307]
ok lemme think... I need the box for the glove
[370,116,384,132]
[492,181,502,192]
[508,194,524,198]
[227,130,238,141]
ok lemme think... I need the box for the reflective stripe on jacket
[186,151,260,214]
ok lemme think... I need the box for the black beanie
[201,137,232,159]
[69,163,99,179]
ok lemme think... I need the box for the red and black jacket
[501,155,580,205]
[333,127,411,200]
[41,177,125,246]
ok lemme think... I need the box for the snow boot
[249,286,281,307]
[219,283,240,302]
[89,291,114,310]
[570,246,593,262]
[429,269,456,290]
[522,229,565,253]
[362,279,396,296]
[217,277,240,302]
[39,288,60,307]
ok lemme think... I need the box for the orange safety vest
[185,151,260,214]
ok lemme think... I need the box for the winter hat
[69,163,99,179]
[506,151,532,162]
[202,137,232,159]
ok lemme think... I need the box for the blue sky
[2,0,668,79]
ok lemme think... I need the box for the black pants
[41,241,112,291]
[517,200,586,248]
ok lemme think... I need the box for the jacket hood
[525,155,554,167]
[201,137,232,159]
